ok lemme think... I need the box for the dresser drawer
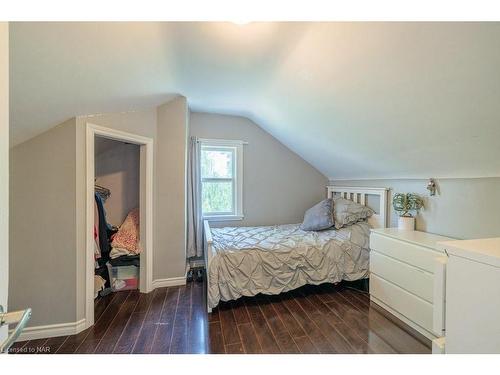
[370,273,433,333]
[370,250,434,303]
[370,233,442,273]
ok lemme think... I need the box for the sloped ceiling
[10,22,500,179]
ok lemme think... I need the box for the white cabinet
[438,238,500,354]
[370,229,452,342]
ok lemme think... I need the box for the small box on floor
[106,263,139,291]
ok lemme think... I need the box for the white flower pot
[398,216,415,231]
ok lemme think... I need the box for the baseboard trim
[11,318,86,342]
[12,278,186,342]
[152,276,186,289]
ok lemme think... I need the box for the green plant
[392,193,424,217]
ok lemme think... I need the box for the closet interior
[93,136,141,300]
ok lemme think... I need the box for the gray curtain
[187,137,203,258]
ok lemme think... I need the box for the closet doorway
[85,123,153,329]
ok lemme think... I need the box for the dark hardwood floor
[9,281,430,354]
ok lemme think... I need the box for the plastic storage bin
[106,263,139,292]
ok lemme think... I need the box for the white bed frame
[203,185,389,313]
[326,185,389,229]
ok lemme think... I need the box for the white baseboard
[12,277,186,342]
[11,318,86,342]
[151,276,186,289]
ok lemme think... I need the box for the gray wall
[95,139,140,227]
[10,119,77,327]
[75,108,158,322]
[190,112,328,227]
[0,22,8,341]
[9,103,326,329]
[332,178,500,240]
[9,97,190,328]
[156,97,189,279]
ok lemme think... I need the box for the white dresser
[437,238,500,354]
[369,228,453,343]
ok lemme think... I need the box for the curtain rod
[193,137,249,145]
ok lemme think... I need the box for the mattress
[207,221,371,309]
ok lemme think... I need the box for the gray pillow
[333,196,374,229]
[300,199,334,231]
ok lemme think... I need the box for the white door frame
[85,123,154,328]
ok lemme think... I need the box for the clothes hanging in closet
[95,193,111,260]
[94,192,117,292]
[94,199,101,261]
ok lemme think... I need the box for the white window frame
[199,138,244,221]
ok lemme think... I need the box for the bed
[203,186,389,312]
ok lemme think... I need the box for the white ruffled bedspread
[207,221,371,309]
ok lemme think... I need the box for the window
[199,139,244,221]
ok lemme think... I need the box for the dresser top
[371,228,454,250]
[438,238,500,268]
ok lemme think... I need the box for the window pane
[202,181,233,214]
[201,148,233,178]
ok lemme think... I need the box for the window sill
[203,215,244,222]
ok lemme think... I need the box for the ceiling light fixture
[231,20,251,25]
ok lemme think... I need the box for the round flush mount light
[231,20,252,25]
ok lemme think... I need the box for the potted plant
[392,193,424,230]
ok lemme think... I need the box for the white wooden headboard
[327,185,389,228]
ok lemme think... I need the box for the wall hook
[426,178,437,196]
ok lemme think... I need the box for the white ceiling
[10,22,500,179]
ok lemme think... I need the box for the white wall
[332,178,500,240]
[190,112,328,227]
[95,139,140,227]
[0,22,9,342]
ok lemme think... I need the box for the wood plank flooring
[9,281,430,354]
